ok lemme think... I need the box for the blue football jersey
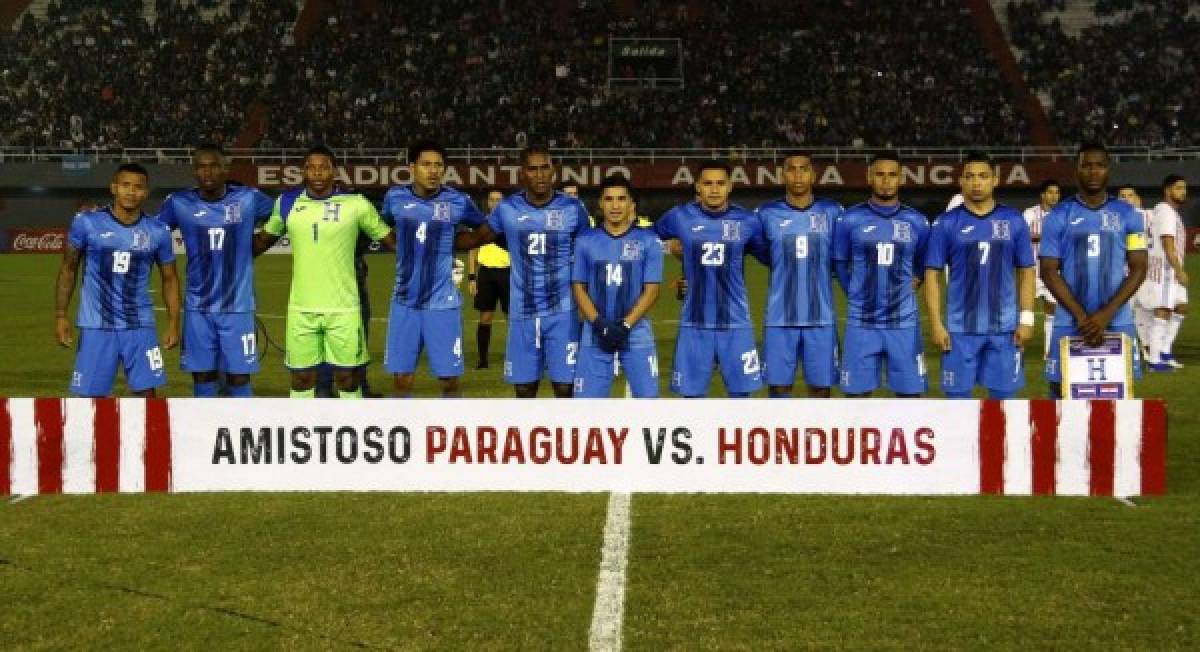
[487,191,589,319]
[925,204,1035,334]
[654,201,767,329]
[572,226,664,348]
[758,197,842,327]
[1039,195,1146,329]
[67,209,175,329]
[157,183,274,313]
[382,184,485,310]
[833,202,930,328]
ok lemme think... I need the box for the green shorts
[285,310,369,370]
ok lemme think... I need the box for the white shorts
[1139,279,1187,310]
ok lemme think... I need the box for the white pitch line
[1115,496,1138,508]
[8,494,34,504]
[589,492,632,652]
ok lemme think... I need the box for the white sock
[1165,313,1185,355]
[1043,314,1055,358]
[1135,306,1152,350]
[1149,317,1170,364]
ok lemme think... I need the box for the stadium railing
[3,146,1200,165]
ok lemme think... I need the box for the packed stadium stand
[1005,0,1200,146]
[0,0,1194,150]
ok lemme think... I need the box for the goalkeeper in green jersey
[254,146,397,398]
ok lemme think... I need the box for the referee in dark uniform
[467,188,510,369]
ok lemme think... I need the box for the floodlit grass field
[1,253,1198,648]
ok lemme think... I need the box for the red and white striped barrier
[0,398,1166,496]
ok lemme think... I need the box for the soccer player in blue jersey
[55,163,181,397]
[923,152,1036,399]
[1039,143,1148,398]
[654,161,767,398]
[382,141,486,397]
[758,152,843,398]
[572,176,663,398]
[834,151,931,398]
[157,144,275,397]
[455,146,589,398]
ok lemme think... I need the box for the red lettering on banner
[606,428,628,464]
[582,428,605,464]
[530,427,552,464]
[477,426,498,463]
[885,428,910,464]
[914,427,936,465]
[94,398,120,492]
[501,427,525,463]
[860,428,882,464]
[748,427,769,465]
[776,428,799,464]
[1087,401,1116,496]
[718,427,740,464]
[557,428,580,464]
[805,428,826,463]
[449,426,471,463]
[426,426,447,462]
[831,428,855,465]
[34,398,64,494]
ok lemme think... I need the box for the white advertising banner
[0,398,1167,496]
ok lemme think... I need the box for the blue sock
[987,388,1014,400]
[194,381,218,397]
[945,391,972,399]
[227,383,253,398]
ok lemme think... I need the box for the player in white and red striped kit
[1023,179,1061,357]
[1141,175,1189,370]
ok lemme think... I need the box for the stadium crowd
[0,0,296,149]
[1008,0,1200,146]
[5,0,1031,149]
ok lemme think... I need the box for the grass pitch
[1,253,1197,648]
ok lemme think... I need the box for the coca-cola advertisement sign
[8,228,67,253]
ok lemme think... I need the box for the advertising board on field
[6,227,67,253]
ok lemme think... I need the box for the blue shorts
[70,327,166,397]
[181,311,259,374]
[505,313,580,384]
[840,324,927,395]
[573,345,660,398]
[942,333,1024,394]
[384,303,464,377]
[1044,323,1141,382]
[671,326,763,397]
[763,325,838,389]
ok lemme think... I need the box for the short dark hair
[868,150,902,167]
[963,150,993,167]
[408,140,446,163]
[114,162,149,180]
[193,142,227,159]
[1039,179,1060,193]
[304,144,338,167]
[519,145,552,166]
[1077,142,1109,159]
[695,160,732,178]
[599,175,636,202]
[1162,174,1186,190]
